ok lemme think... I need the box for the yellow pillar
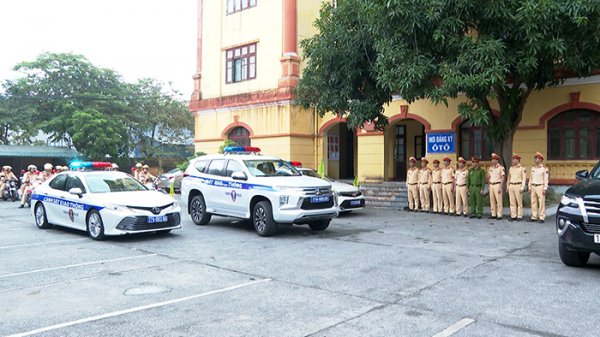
[357,134,385,182]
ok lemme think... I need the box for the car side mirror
[231,172,247,181]
[69,187,83,198]
[575,170,589,180]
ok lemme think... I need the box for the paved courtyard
[1,198,597,337]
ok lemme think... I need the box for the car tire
[253,201,277,237]
[190,195,211,225]
[34,203,52,229]
[87,209,106,241]
[309,219,330,231]
[558,239,590,267]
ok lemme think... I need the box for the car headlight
[560,195,579,207]
[104,203,134,213]
[279,195,290,206]
[171,201,178,208]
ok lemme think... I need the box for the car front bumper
[337,195,365,212]
[102,207,182,235]
[557,206,600,254]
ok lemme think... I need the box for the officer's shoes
[508,217,516,222]
[18,205,24,208]
[517,218,522,222]
[527,218,536,223]
[477,215,482,219]
[487,216,495,219]
[469,215,475,219]
[463,214,469,218]
[496,217,502,221]
[539,219,545,223]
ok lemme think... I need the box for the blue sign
[427,132,456,154]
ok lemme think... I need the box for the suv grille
[302,187,331,196]
[581,223,600,234]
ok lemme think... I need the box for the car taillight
[183,173,189,177]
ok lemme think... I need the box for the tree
[296,0,600,167]
[127,78,194,173]
[0,90,38,144]
[6,52,133,158]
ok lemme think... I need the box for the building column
[192,0,203,101]
[279,0,301,88]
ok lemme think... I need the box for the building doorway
[324,122,356,179]
[387,119,426,181]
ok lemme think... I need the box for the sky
[0,0,198,99]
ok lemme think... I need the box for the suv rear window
[207,160,226,176]
[194,160,209,173]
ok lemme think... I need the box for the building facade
[190,0,600,185]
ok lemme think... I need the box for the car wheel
[11,190,18,202]
[190,195,211,225]
[309,219,330,231]
[253,201,277,237]
[34,203,52,229]
[558,239,590,267]
[87,210,106,241]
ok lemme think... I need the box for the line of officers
[406,152,550,223]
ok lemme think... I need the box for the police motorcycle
[2,178,19,202]
[21,165,42,208]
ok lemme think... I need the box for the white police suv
[180,147,338,236]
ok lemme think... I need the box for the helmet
[142,164,149,169]
[28,165,37,170]
[135,163,143,168]
[112,163,119,169]
[6,166,11,171]
[44,163,53,171]
[56,166,63,172]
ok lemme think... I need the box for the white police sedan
[31,169,181,240]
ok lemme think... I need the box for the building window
[228,127,251,146]
[459,120,493,160]
[226,43,256,84]
[227,0,257,14]
[547,109,600,160]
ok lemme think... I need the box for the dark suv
[556,165,600,267]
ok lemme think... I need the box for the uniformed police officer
[19,165,38,208]
[507,153,527,221]
[134,163,143,180]
[441,157,455,215]
[418,158,432,212]
[40,163,54,183]
[406,157,419,211]
[528,152,549,223]
[467,158,485,219]
[112,163,120,171]
[139,164,156,184]
[455,157,469,217]
[488,153,505,220]
[431,159,443,214]
[1,166,18,194]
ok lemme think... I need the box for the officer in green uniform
[467,157,486,219]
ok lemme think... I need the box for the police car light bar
[289,161,302,167]
[70,161,113,169]
[223,146,261,153]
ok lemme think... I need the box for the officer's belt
[510,182,522,185]
[532,183,544,186]
[443,182,452,185]
[456,184,466,187]
[433,182,441,184]
[490,182,501,185]
[470,185,482,187]
[408,183,418,185]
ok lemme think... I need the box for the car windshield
[244,159,301,177]
[301,169,335,182]
[84,174,148,193]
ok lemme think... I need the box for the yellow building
[190,0,600,186]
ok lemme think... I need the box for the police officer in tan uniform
[40,163,54,183]
[139,164,156,184]
[441,157,455,215]
[488,153,505,220]
[134,163,143,180]
[418,158,432,212]
[406,157,419,211]
[1,166,18,194]
[528,152,549,223]
[19,165,38,208]
[507,153,527,222]
[431,159,443,214]
[455,157,469,217]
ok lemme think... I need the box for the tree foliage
[1,52,194,166]
[296,0,600,166]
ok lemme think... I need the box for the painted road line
[6,278,273,337]
[432,318,475,337]
[0,238,87,249]
[0,254,158,279]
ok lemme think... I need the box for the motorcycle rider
[134,163,143,180]
[19,165,38,208]
[112,163,120,171]
[139,165,156,187]
[41,163,54,183]
[1,166,18,195]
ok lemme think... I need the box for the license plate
[148,215,168,223]
[350,200,362,206]
[310,196,329,203]
[595,234,600,244]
